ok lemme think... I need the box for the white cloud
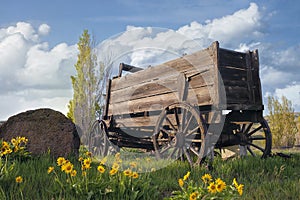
[38,24,51,35]
[0,22,77,120]
[272,84,300,112]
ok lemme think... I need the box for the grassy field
[0,146,299,200]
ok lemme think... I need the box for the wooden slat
[111,50,214,92]
[219,48,247,69]
[108,85,214,116]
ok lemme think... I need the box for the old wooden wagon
[88,41,272,165]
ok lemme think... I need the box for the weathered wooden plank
[108,85,214,116]
[111,50,214,92]
[225,86,250,104]
[219,48,247,69]
[218,67,248,82]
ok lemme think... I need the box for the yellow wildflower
[85,151,92,157]
[78,157,83,162]
[189,192,198,200]
[57,157,67,166]
[109,168,118,176]
[71,170,77,177]
[123,169,132,177]
[61,162,73,174]
[97,165,105,174]
[15,176,23,183]
[83,158,92,169]
[47,166,54,174]
[207,182,217,194]
[183,171,190,181]
[178,178,184,187]
[202,173,212,183]
[237,184,244,196]
[233,178,238,188]
[132,172,139,179]
[215,179,226,192]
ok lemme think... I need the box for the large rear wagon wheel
[88,120,111,157]
[236,119,272,158]
[152,102,207,166]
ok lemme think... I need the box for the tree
[67,30,97,142]
[267,96,298,147]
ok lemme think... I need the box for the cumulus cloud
[0,22,77,120]
[38,24,51,35]
[99,3,264,70]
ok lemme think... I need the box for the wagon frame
[88,41,272,166]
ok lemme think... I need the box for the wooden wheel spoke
[180,109,187,132]
[186,126,199,137]
[247,146,256,156]
[174,108,180,130]
[189,146,200,157]
[160,127,171,136]
[166,116,177,131]
[160,145,172,154]
[250,136,266,141]
[246,141,265,152]
[167,147,178,160]
[247,125,263,137]
[244,123,253,134]
[182,113,194,134]
[183,148,193,166]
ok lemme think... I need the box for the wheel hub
[173,132,185,147]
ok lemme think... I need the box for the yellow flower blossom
[207,182,217,193]
[215,179,226,192]
[178,178,184,187]
[61,162,73,174]
[16,176,23,183]
[47,166,54,174]
[131,172,139,179]
[189,192,198,200]
[97,165,105,174]
[71,170,77,177]
[202,173,212,183]
[85,151,92,157]
[57,157,67,166]
[123,169,132,177]
[183,171,190,181]
[237,184,244,196]
[109,168,118,176]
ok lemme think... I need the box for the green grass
[1,151,300,199]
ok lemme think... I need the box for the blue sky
[0,0,300,120]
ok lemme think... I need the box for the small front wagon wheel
[88,120,110,157]
[152,102,207,166]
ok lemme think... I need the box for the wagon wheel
[235,119,272,158]
[88,120,111,157]
[153,102,207,166]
